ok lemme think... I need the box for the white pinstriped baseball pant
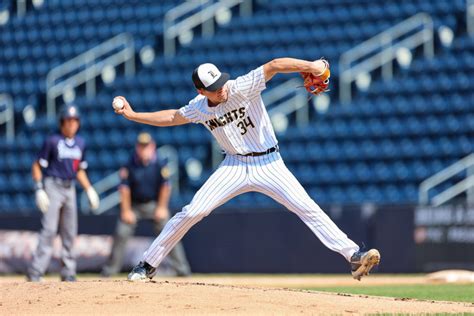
[143,152,359,267]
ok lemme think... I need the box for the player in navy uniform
[101,132,190,277]
[27,105,100,282]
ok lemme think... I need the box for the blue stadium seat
[1,0,473,212]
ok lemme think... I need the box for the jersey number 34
[237,117,255,135]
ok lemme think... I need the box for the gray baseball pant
[102,201,191,276]
[28,177,78,279]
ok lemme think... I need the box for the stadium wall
[0,205,423,274]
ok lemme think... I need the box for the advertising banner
[0,230,179,275]
[414,205,474,271]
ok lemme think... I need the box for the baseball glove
[300,59,330,96]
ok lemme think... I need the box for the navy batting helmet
[59,104,80,121]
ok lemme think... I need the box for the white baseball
[112,98,124,110]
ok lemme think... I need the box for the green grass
[307,284,474,303]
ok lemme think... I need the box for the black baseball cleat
[350,249,381,281]
[127,261,156,281]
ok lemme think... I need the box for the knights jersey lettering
[178,66,277,155]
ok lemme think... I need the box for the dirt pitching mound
[427,270,474,283]
[1,279,473,315]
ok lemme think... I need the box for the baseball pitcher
[113,58,380,281]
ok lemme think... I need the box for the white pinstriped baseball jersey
[140,65,360,271]
[179,66,277,155]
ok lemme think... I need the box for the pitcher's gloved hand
[300,59,330,96]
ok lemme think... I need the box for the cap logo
[208,70,218,79]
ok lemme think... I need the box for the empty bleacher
[0,0,472,213]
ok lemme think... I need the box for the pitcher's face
[198,84,229,105]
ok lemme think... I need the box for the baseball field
[1,274,473,315]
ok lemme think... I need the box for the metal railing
[339,13,434,104]
[266,78,308,127]
[16,0,27,16]
[419,153,474,206]
[164,0,252,56]
[81,171,120,215]
[468,0,474,37]
[46,33,135,119]
[165,0,213,48]
[0,94,14,141]
[81,145,180,215]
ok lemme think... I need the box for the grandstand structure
[0,0,472,214]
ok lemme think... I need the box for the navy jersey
[37,134,88,180]
[120,154,169,203]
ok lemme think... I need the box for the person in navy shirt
[101,132,190,277]
[27,104,100,282]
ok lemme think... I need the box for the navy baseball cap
[192,63,229,91]
[59,104,80,120]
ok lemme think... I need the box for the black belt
[237,145,279,157]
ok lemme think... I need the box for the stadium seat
[0,0,473,212]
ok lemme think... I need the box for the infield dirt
[1,275,473,315]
